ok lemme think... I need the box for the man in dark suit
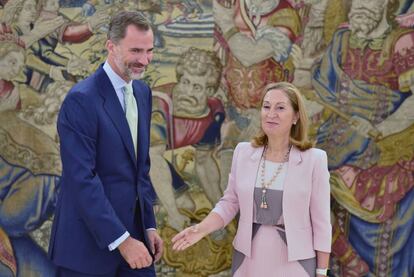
[48,11,163,277]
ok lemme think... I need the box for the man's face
[0,51,25,80]
[43,0,60,13]
[173,71,211,117]
[349,0,387,37]
[107,25,154,81]
[19,0,38,26]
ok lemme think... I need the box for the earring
[293,121,297,125]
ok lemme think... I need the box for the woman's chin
[263,128,289,138]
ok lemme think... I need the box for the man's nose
[137,53,151,65]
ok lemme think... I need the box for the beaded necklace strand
[260,145,291,209]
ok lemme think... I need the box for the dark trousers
[57,201,155,277]
[57,264,155,277]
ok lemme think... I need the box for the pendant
[260,191,268,209]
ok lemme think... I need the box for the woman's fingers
[172,237,188,251]
[171,228,189,243]
[172,232,195,251]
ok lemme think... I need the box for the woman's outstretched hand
[171,224,205,251]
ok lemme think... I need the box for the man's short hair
[107,11,152,43]
[176,47,222,90]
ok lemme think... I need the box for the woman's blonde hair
[251,82,314,151]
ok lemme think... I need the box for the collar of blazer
[248,144,303,165]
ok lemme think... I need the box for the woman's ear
[293,113,299,124]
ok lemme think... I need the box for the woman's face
[0,51,25,80]
[261,89,298,139]
[18,0,38,26]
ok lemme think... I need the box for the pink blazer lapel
[282,146,303,198]
[237,146,263,222]
[282,146,303,218]
[232,145,263,257]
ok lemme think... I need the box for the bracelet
[316,268,329,276]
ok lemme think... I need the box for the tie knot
[123,83,133,96]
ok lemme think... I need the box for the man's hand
[147,230,163,262]
[213,0,235,33]
[32,16,65,37]
[350,115,380,139]
[66,55,90,76]
[22,17,65,47]
[118,236,153,269]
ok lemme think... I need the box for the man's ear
[106,40,114,54]
[206,87,215,97]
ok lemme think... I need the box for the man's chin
[129,72,144,80]
[173,107,209,118]
[125,67,145,80]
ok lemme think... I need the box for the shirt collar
[103,61,132,91]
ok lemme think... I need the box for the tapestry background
[0,0,413,276]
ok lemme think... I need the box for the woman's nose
[267,109,278,118]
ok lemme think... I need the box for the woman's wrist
[316,267,330,276]
[191,223,208,236]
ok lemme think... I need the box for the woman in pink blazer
[172,82,332,276]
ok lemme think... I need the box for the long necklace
[260,145,291,209]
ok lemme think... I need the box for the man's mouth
[128,63,145,72]
[177,96,197,105]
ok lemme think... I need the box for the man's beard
[172,84,190,114]
[114,55,145,80]
[349,8,383,37]
[126,62,145,80]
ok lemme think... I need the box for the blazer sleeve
[58,91,126,249]
[310,150,332,252]
[142,85,157,229]
[211,143,242,226]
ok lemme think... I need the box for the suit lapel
[95,67,137,167]
[132,82,145,166]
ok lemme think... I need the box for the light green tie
[123,83,138,156]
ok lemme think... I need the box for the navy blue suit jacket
[49,66,156,274]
